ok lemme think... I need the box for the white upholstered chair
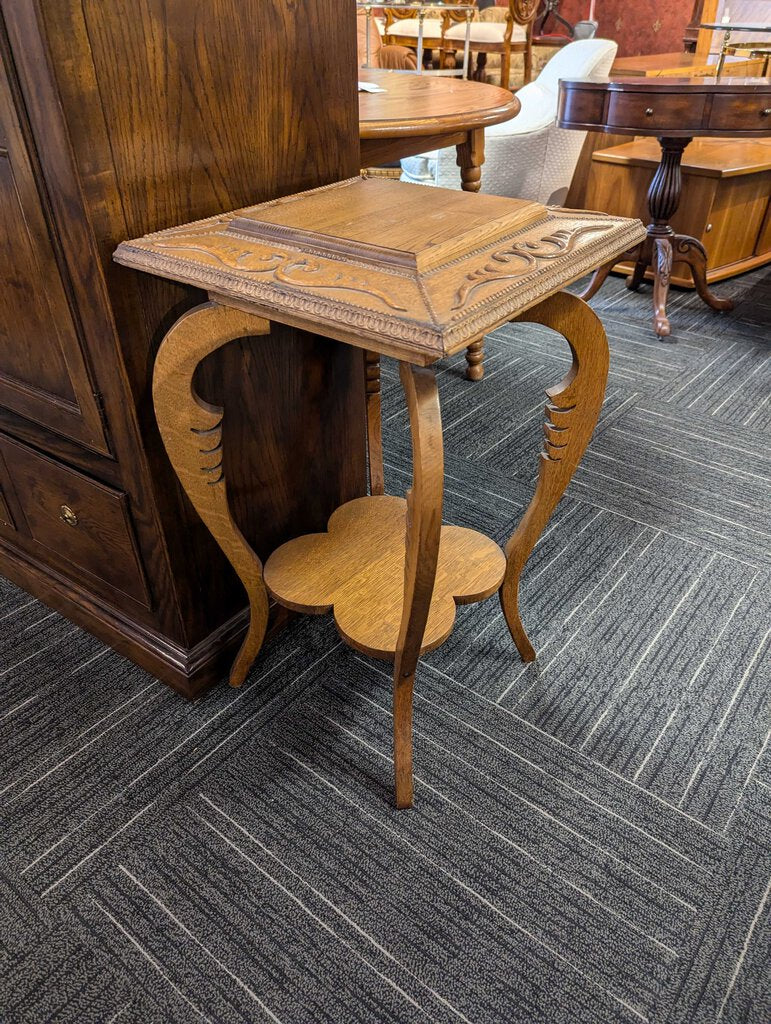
[401,38,618,205]
[400,38,618,380]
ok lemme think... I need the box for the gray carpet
[1,266,769,1023]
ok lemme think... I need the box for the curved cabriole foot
[152,301,272,688]
[500,291,609,661]
[675,236,735,312]
[653,236,673,337]
[393,362,443,809]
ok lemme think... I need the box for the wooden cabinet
[0,53,108,453]
[0,0,365,697]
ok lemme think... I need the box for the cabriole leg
[500,291,609,661]
[152,301,271,687]
[393,362,443,808]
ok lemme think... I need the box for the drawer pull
[645,107,654,116]
[762,109,771,117]
[59,504,79,527]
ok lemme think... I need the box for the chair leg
[393,362,443,809]
[465,338,485,381]
[523,37,533,85]
[500,46,511,90]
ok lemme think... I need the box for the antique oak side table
[115,177,643,808]
[558,76,771,336]
[358,67,519,193]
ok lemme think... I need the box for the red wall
[498,0,694,57]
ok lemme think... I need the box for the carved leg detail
[465,337,485,381]
[674,235,735,312]
[364,351,384,495]
[393,362,443,809]
[500,291,609,661]
[152,301,271,687]
[457,126,484,194]
[653,236,673,337]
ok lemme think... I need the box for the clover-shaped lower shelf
[263,495,507,660]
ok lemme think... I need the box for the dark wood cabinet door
[0,49,108,454]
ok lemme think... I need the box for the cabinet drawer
[606,92,706,132]
[708,94,771,132]
[0,436,150,606]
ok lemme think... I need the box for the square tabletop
[114,176,644,363]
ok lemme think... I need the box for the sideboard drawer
[708,94,771,132]
[606,92,706,131]
[0,436,150,607]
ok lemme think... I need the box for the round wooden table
[359,68,519,192]
[558,76,771,336]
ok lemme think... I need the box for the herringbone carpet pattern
[1,266,769,1023]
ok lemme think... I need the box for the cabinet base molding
[0,541,290,699]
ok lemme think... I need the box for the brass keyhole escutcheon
[59,504,78,527]
[645,107,654,116]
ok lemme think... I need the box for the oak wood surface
[152,302,272,688]
[358,67,519,138]
[232,175,542,273]
[358,67,518,195]
[115,177,645,365]
[262,494,506,659]
[611,51,767,77]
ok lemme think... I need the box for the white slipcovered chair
[401,38,618,206]
[400,38,618,380]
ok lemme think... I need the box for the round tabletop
[358,68,519,139]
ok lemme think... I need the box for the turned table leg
[393,362,443,809]
[152,301,272,687]
[456,126,484,194]
[500,291,609,660]
[457,128,487,381]
[364,351,384,495]
[465,337,485,381]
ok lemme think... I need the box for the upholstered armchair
[400,38,619,379]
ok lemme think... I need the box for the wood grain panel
[0,44,108,453]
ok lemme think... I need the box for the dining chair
[442,0,539,87]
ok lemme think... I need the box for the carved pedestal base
[579,136,735,337]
